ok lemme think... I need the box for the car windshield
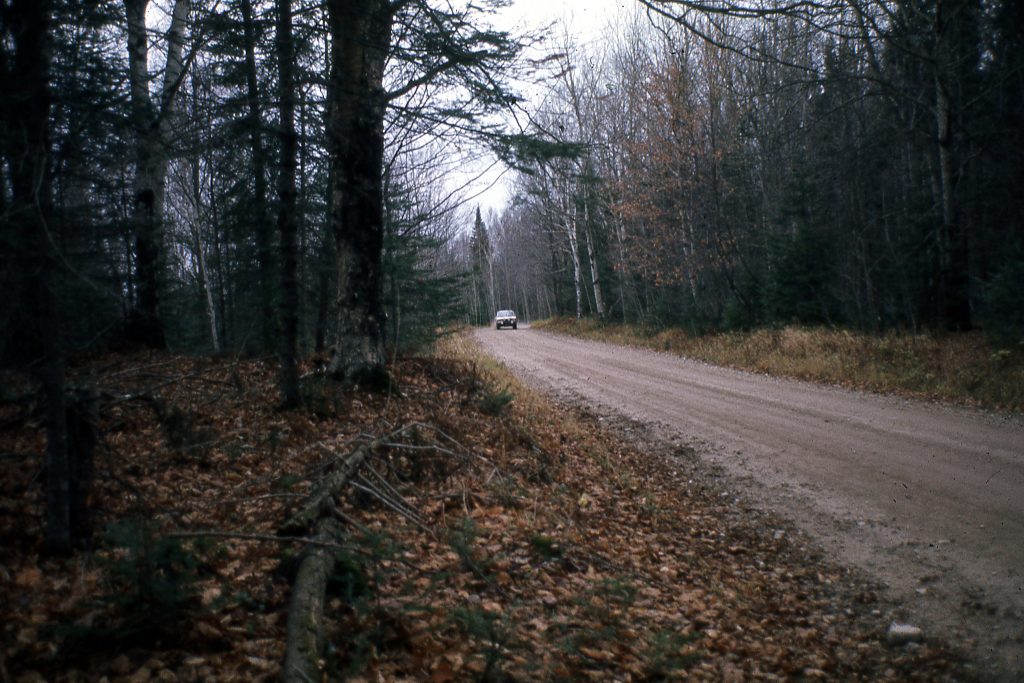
[497,310,514,317]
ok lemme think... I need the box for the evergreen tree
[1,0,73,554]
[324,0,522,382]
[470,206,494,325]
[276,0,300,406]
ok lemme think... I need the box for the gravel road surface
[473,326,1024,680]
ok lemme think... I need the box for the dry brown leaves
[0,348,974,681]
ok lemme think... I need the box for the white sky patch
[498,0,625,50]
[455,0,635,218]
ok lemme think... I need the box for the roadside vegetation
[0,338,973,680]
[534,318,1024,412]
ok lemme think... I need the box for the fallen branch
[362,465,423,519]
[167,529,351,551]
[280,422,470,682]
[350,479,432,535]
[282,517,343,683]
[278,436,384,537]
[280,431,394,683]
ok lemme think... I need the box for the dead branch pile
[279,423,474,683]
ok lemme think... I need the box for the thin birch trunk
[124,0,189,347]
[193,225,220,352]
[566,209,583,320]
[583,200,605,318]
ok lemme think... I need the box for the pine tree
[470,206,494,325]
[1,0,74,554]
[324,0,522,382]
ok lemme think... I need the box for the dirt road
[473,326,1024,680]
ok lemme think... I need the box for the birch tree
[124,0,190,347]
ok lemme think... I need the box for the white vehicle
[495,309,517,330]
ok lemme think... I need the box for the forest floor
[533,319,1024,413]
[0,335,979,682]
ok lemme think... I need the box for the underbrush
[0,339,971,681]
[534,318,1024,411]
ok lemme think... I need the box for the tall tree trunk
[314,234,331,354]
[325,0,392,384]
[6,0,71,554]
[934,66,971,331]
[240,0,275,351]
[606,206,631,323]
[546,228,562,316]
[185,85,221,353]
[582,195,605,318]
[196,230,220,352]
[277,0,301,407]
[123,0,189,347]
[564,208,583,320]
[487,258,496,315]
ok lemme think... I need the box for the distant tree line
[482,0,1024,339]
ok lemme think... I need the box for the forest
[1,0,1022,560]
[1,0,1021,679]
[471,0,1024,339]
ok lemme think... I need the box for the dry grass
[434,331,583,437]
[534,318,1024,412]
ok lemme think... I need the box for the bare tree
[239,0,276,351]
[123,0,190,346]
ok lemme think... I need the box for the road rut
[473,326,1024,680]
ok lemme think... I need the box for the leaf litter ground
[0,340,975,681]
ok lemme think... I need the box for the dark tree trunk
[5,0,72,554]
[0,30,6,222]
[314,231,331,355]
[324,0,393,384]
[240,0,275,352]
[547,228,563,316]
[67,389,97,544]
[40,330,70,555]
[276,0,300,407]
[933,2,972,332]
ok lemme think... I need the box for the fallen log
[282,517,342,683]
[279,439,382,537]
[280,434,388,683]
[280,424,452,682]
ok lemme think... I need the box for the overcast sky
[456,0,636,217]
[493,0,630,48]
[139,1,635,222]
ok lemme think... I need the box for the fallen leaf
[430,660,454,682]
[15,566,42,588]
